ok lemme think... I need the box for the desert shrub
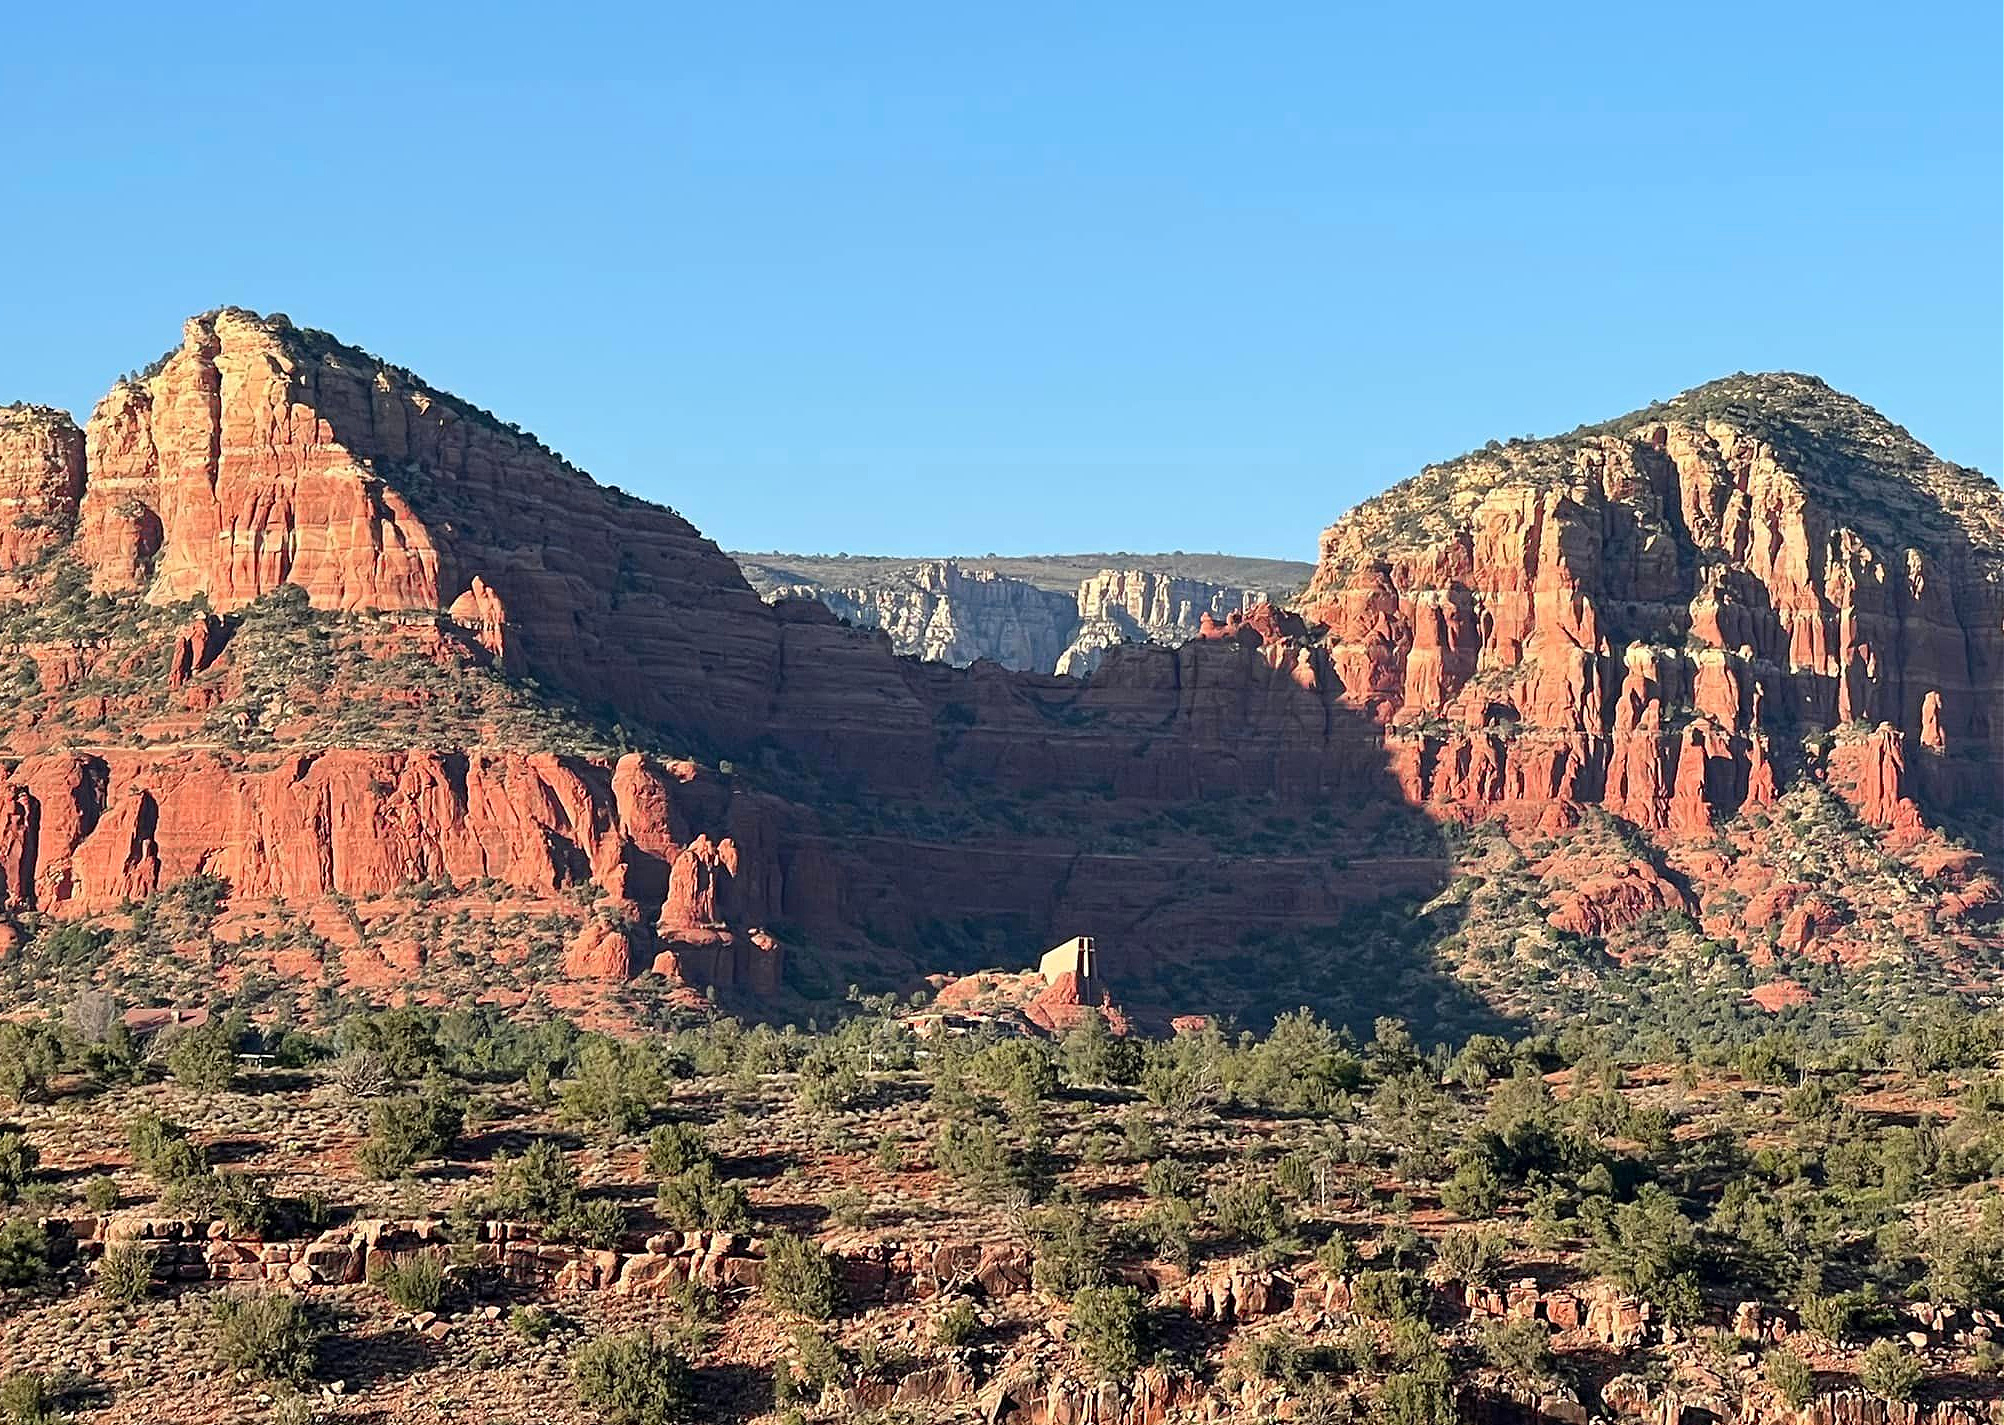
[1764,1346,1814,1407]
[0,1218,51,1288]
[796,1046,864,1112]
[760,1230,837,1320]
[570,1331,691,1424]
[1140,1156,1197,1201]
[558,1037,665,1136]
[772,1325,846,1403]
[0,1132,37,1203]
[81,1175,118,1213]
[1029,1196,1110,1301]
[933,1118,1039,1202]
[96,1241,155,1303]
[492,1138,578,1221]
[1374,1371,1456,1425]
[555,1197,628,1250]
[371,1252,445,1313]
[822,1186,869,1228]
[1069,1285,1145,1380]
[1304,1235,1354,1289]
[1060,1008,1143,1088]
[1352,1268,1422,1321]
[1435,1226,1506,1284]
[1208,1169,1294,1247]
[1440,1154,1503,1217]
[212,1291,320,1383]
[329,1049,393,1098]
[1227,1327,1307,1386]
[0,1371,60,1425]
[167,1169,277,1237]
[1858,1339,1920,1403]
[166,1021,237,1092]
[644,1122,709,1178]
[0,1022,63,1105]
[127,1112,207,1184]
[655,1160,751,1231]
[508,1305,553,1342]
[1479,1318,1554,1387]
[934,1296,979,1348]
[358,1084,462,1179]
[342,1006,442,1081]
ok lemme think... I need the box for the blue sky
[2,3,1997,560]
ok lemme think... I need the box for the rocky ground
[0,1000,1999,1423]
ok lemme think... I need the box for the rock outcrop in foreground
[3,312,2000,1010]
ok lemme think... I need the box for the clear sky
[3,3,1997,560]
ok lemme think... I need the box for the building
[1037,935,1097,1004]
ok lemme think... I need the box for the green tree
[570,1332,692,1424]
[167,1020,238,1093]
[1858,1340,1920,1404]
[760,1231,837,1320]
[1069,1285,1145,1380]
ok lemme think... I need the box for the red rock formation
[0,406,85,572]
[1294,382,2004,833]
[0,748,770,939]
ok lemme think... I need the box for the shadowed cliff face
[2,313,1999,1020]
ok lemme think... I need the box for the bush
[81,1175,118,1213]
[371,1252,445,1313]
[0,1022,63,1105]
[0,1218,51,1288]
[0,1132,37,1204]
[558,1038,665,1137]
[934,1296,979,1348]
[1764,1346,1814,1407]
[570,1331,691,1424]
[1069,1285,1145,1380]
[212,1291,320,1383]
[760,1231,837,1320]
[96,1241,155,1304]
[1478,1318,1554,1387]
[166,1021,238,1093]
[1435,1226,1506,1284]
[655,1161,750,1231]
[1208,1170,1295,1246]
[492,1138,578,1221]
[358,1085,462,1179]
[1352,1269,1422,1322]
[127,1112,207,1185]
[772,1325,846,1404]
[1374,1372,1456,1425]
[0,1372,60,1425]
[508,1305,553,1342]
[555,1197,628,1250]
[1858,1339,1920,1404]
[645,1122,708,1178]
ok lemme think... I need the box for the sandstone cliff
[1296,373,2004,833]
[4,317,2000,1019]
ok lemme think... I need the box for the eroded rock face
[74,310,790,746]
[1297,378,2004,831]
[0,406,85,572]
[0,747,775,948]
